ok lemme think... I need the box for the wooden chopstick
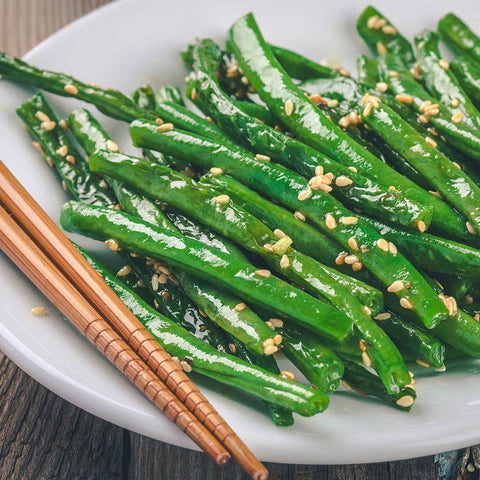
[0,161,268,480]
[0,202,229,465]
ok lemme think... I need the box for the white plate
[1,0,480,465]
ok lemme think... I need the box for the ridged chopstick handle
[0,204,230,466]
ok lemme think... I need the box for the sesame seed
[157,123,174,132]
[65,155,75,165]
[264,344,278,355]
[62,180,68,191]
[190,88,198,100]
[344,255,359,265]
[314,165,324,176]
[294,211,306,221]
[376,82,388,92]
[417,220,426,232]
[389,70,399,78]
[335,252,348,265]
[416,358,430,368]
[309,93,325,104]
[265,320,274,329]
[475,314,480,322]
[215,194,230,204]
[374,312,391,320]
[439,59,449,70]
[32,141,44,153]
[419,100,431,112]
[255,269,271,278]
[349,166,358,173]
[418,114,429,124]
[335,66,351,77]
[151,274,159,292]
[270,318,284,328]
[362,351,372,367]
[30,306,46,316]
[425,136,437,148]
[358,339,367,352]
[45,156,53,167]
[427,127,439,136]
[452,161,462,169]
[298,189,312,201]
[367,15,380,28]
[36,111,50,122]
[229,343,237,354]
[234,302,246,312]
[327,99,338,108]
[209,167,223,176]
[273,229,286,239]
[388,242,397,254]
[335,175,353,187]
[429,190,442,199]
[352,261,363,271]
[181,360,192,373]
[376,239,389,251]
[116,265,132,277]
[425,108,439,116]
[284,100,294,117]
[348,237,359,252]
[273,334,283,345]
[106,139,119,152]
[388,280,405,293]
[400,297,413,309]
[105,239,121,251]
[467,221,477,235]
[88,82,100,88]
[41,121,56,131]
[451,112,463,123]
[341,216,358,225]
[155,118,164,125]
[382,25,397,34]
[63,84,78,95]
[281,370,295,380]
[325,214,337,229]
[280,254,290,269]
[363,102,373,117]
[395,94,413,103]
[396,396,414,408]
[451,98,460,107]
[56,145,68,156]
[255,153,270,162]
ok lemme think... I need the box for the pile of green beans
[7,6,480,422]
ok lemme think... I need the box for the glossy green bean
[357,54,380,88]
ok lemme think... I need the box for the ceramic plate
[1,0,480,464]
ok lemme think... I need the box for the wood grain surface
[0,1,478,479]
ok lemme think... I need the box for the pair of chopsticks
[0,160,268,480]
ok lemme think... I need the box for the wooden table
[0,1,478,478]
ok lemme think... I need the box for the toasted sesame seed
[344,255,359,265]
[294,211,306,221]
[335,175,353,187]
[325,214,337,229]
[388,242,397,254]
[382,25,397,34]
[362,350,372,367]
[400,297,413,309]
[209,167,223,176]
[376,239,389,251]
[116,265,132,277]
[327,99,339,108]
[451,112,463,123]
[418,114,429,124]
[375,82,388,93]
[32,141,44,153]
[452,161,462,169]
[255,269,271,278]
[56,145,68,156]
[280,254,290,269]
[318,183,333,193]
[274,334,284,345]
[281,370,295,380]
[284,100,294,117]
[265,321,274,329]
[309,93,324,104]
[273,229,286,239]
[105,139,119,152]
[62,180,68,191]
[335,252,348,265]
[314,165,324,176]
[65,154,75,165]
[439,59,449,70]
[425,136,437,148]
[363,102,373,117]
[425,108,439,116]
[157,123,174,132]
[396,396,414,408]
[264,344,278,355]
[417,220,426,232]
[105,239,121,251]
[395,94,413,103]
[335,66,351,77]
[467,221,477,235]
[255,153,270,162]
[451,98,460,107]
[348,112,362,125]
[419,100,431,112]
[358,339,367,351]
[375,41,386,55]
[190,88,198,101]
[151,274,160,292]
[181,360,192,373]
[64,84,78,95]
[228,343,237,354]
[367,15,380,28]
[234,302,246,312]
[475,313,480,322]
[45,156,53,167]
[352,261,363,271]
[389,70,399,78]
[36,111,50,122]
[215,194,230,204]
[155,117,164,125]
[348,237,359,252]
[429,190,442,199]
[42,121,56,131]
[388,280,405,293]
[298,189,312,201]
[30,306,46,316]
[374,312,391,320]
[339,116,350,128]
[341,216,358,225]
[348,166,358,173]
[416,358,430,368]
[270,318,284,328]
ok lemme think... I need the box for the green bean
[357,54,380,88]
